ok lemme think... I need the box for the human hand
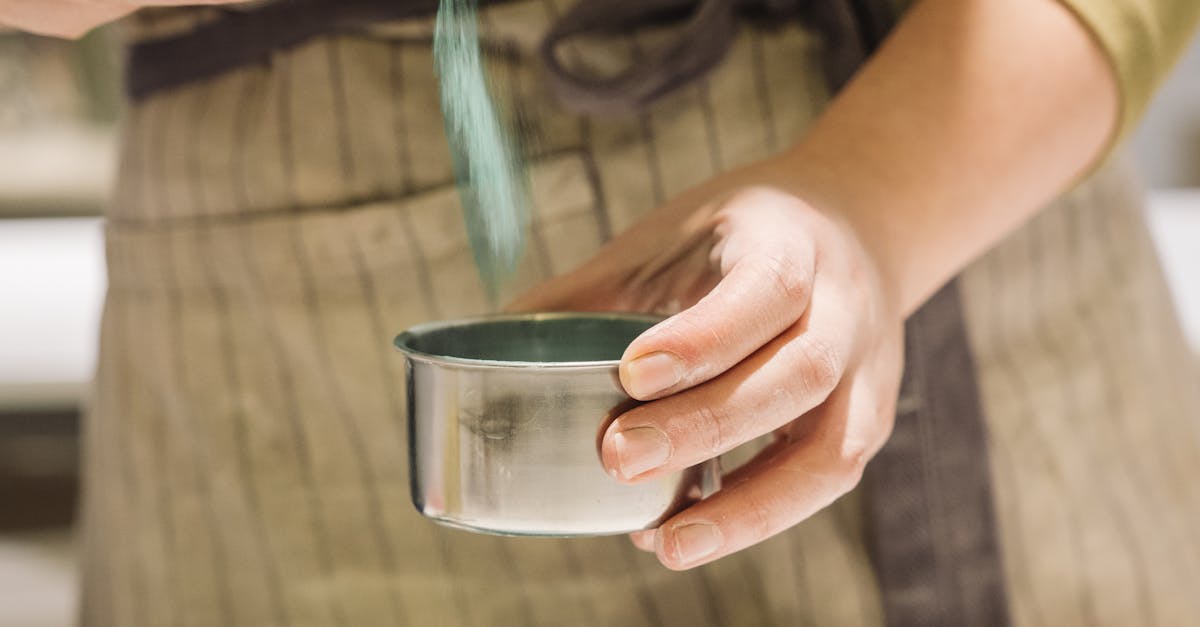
[510,156,905,570]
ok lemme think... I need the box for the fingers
[601,277,857,481]
[620,191,818,401]
[651,371,894,570]
[630,529,657,552]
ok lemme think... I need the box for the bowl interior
[399,314,659,364]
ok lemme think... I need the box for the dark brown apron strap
[815,10,1012,625]
[124,0,858,107]
[863,282,1014,627]
[124,0,512,101]
[538,0,885,115]
[538,0,741,115]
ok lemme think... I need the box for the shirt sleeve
[1057,0,1200,144]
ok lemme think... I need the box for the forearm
[0,0,250,38]
[0,1,134,38]
[783,0,1118,316]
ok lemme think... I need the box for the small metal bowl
[395,312,718,537]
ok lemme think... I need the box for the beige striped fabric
[81,1,1200,625]
[958,161,1200,627]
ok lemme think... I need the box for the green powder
[434,0,530,292]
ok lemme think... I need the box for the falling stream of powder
[434,0,530,293]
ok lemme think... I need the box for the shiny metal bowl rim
[393,311,663,370]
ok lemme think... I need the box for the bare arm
[513,0,1136,569]
[789,0,1119,316]
[0,1,132,38]
[0,0,245,38]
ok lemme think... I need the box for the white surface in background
[0,218,105,409]
[1146,191,1200,348]
[0,530,76,627]
[0,126,114,212]
[1134,36,1200,188]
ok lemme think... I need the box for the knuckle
[724,186,783,211]
[833,439,870,489]
[811,439,868,492]
[742,493,776,541]
[805,433,870,494]
[798,338,843,397]
[655,315,726,377]
[684,402,727,457]
[757,252,811,307]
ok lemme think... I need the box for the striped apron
[81,1,1200,625]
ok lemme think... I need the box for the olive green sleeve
[1057,0,1200,144]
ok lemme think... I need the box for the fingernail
[613,427,672,478]
[624,352,683,399]
[672,522,723,564]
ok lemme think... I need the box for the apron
[81,1,1200,625]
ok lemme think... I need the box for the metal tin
[395,313,718,536]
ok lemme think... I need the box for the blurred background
[0,22,1198,627]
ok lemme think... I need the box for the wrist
[770,147,923,318]
[761,0,1119,319]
